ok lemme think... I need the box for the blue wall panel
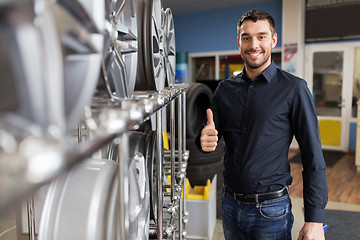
[349,122,356,151]
[173,0,282,53]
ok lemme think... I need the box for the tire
[145,130,158,223]
[186,157,224,187]
[186,157,224,219]
[186,138,225,165]
[186,82,213,138]
[216,188,223,219]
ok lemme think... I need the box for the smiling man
[196,9,328,240]
[237,12,276,79]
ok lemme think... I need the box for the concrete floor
[1,197,360,239]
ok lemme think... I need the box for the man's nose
[249,37,259,48]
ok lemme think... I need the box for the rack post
[177,92,183,240]
[170,99,176,202]
[118,133,130,240]
[156,108,164,240]
[26,196,36,240]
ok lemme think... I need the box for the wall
[173,0,282,53]
[282,0,305,79]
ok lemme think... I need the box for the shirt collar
[239,61,277,83]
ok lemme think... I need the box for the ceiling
[162,0,275,15]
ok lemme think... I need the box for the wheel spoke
[102,0,138,99]
[166,56,175,75]
[104,50,128,99]
[103,51,116,78]
[117,29,137,41]
[57,0,98,33]
[112,0,125,21]
[152,0,162,34]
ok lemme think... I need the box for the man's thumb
[206,109,215,128]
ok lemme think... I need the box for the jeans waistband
[225,185,289,203]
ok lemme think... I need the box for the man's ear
[272,33,278,49]
[237,37,240,49]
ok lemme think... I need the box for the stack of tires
[185,82,225,218]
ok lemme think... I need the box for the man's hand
[297,222,325,240]
[200,109,218,152]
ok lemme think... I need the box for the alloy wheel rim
[103,0,138,99]
[164,8,176,87]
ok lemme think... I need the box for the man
[196,9,327,240]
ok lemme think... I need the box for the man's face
[237,19,277,72]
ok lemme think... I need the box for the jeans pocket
[259,196,290,220]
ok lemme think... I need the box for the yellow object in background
[318,119,341,146]
[162,132,169,150]
[186,178,211,200]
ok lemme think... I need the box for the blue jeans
[222,188,294,240]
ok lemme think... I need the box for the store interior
[1,0,360,239]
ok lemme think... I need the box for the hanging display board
[305,0,360,42]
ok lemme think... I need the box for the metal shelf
[0,84,187,212]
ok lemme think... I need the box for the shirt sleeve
[291,80,328,223]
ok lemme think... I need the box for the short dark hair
[237,9,276,37]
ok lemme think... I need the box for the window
[189,49,282,92]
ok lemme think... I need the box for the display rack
[1,84,188,240]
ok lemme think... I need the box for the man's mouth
[247,51,262,57]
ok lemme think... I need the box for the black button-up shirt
[196,61,328,223]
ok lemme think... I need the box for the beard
[242,50,271,70]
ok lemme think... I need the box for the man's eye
[242,37,249,41]
[259,36,265,40]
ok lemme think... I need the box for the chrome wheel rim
[39,159,120,240]
[129,152,150,239]
[53,0,104,132]
[143,0,165,91]
[0,1,64,136]
[102,0,138,99]
[164,8,176,87]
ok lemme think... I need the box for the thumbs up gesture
[200,109,218,152]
